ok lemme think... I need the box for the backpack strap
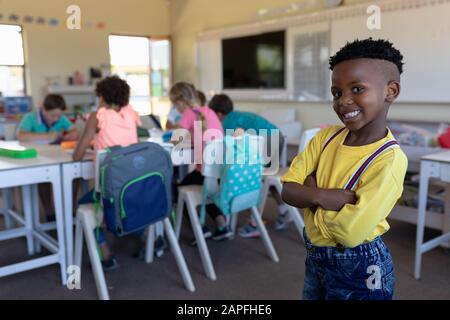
[323,127,346,151]
[343,139,399,191]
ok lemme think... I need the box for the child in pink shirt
[169,82,232,244]
[73,76,141,270]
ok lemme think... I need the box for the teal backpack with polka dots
[200,135,264,223]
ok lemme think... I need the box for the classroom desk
[389,145,450,234]
[1,141,193,284]
[0,144,67,285]
[400,145,443,172]
[414,151,450,279]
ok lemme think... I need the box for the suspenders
[322,127,399,191]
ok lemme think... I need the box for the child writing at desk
[281,39,408,300]
[73,76,141,270]
[17,94,79,143]
[169,82,232,244]
[17,94,79,221]
[166,90,206,130]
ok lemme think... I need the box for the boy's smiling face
[331,58,400,136]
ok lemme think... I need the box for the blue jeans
[302,230,395,300]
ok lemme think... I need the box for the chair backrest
[94,149,108,192]
[298,128,321,154]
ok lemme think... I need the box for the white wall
[1,0,170,106]
[234,100,450,131]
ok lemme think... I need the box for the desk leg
[51,174,67,286]
[443,186,450,248]
[62,164,75,268]
[22,185,35,256]
[415,161,431,280]
[1,188,13,229]
[31,185,42,253]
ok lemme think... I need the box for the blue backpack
[97,142,173,237]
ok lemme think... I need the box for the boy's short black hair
[43,94,67,111]
[95,76,130,107]
[329,38,404,76]
[197,90,207,106]
[209,94,234,115]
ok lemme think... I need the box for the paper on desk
[65,149,94,155]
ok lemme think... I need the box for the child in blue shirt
[17,94,79,221]
[17,94,79,143]
[208,94,290,237]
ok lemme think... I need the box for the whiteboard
[331,2,450,102]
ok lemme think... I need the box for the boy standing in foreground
[281,39,408,300]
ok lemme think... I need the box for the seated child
[17,94,79,143]
[166,90,206,130]
[208,94,290,237]
[169,82,231,243]
[281,38,407,300]
[18,94,80,221]
[73,76,141,270]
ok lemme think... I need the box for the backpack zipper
[119,172,164,219]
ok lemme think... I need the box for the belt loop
[336,243,345,253]
[327,247,333,259]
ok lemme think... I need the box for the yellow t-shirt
[281,125,408,248]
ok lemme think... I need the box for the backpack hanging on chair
[200,135,265,224]
[96,142,173,237]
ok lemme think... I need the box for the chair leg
[163,218,195,292]
[272,178,305,243]
[31,185,42,253]
[230,213,238,235]
[185,193,217,280]
[288,206,305,243]
[175,195,185,240]
[145,224,155,264]
[80,212,110,300]
[258,178,271,215]
[251,207,279,263]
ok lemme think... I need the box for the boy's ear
[386,81,401,103]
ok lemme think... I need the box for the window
[109,35,151,116]
[150,39,171,126]
[292,30,330,101]
[108,35,172,122]
[0,24,25,96]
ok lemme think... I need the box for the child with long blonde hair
[169,82,232,243]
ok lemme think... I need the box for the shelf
[390,205,443,230]
[47,85,95,94]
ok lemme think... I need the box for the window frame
[0,23,27,96]
[108,33,173,114]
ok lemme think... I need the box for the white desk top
[400,145,442,162]
[0,143,91,171]
[421,150,450,163]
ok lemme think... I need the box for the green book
[0,146,38,159]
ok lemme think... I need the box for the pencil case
[0,146,38,159]
[61,141,77,150]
